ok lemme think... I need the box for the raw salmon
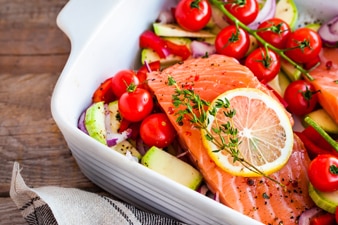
[147,54,314,225]
[310,48,338,124]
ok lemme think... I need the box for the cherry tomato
[175,0,212,32]
[224,0,259,25]
[118,87,153,122]
[111,70,139,98]
[257,18,291,49]
[304,55,321,70]
[92,77,116,103]
[140,113,177,148]
[285,27,322,64]
[283,80,319,116]
[310,212,336,225]
[244,47,281,83]
[215,25,250,60]
[308,154,338,192]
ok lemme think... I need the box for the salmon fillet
[147,54,314,225]
[310,48,338,124]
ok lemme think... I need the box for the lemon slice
[201,88,294,177]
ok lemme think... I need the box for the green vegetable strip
[304,116,338,152]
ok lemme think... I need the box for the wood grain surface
[0,1,105,224]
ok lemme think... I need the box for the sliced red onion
[125,150,139,163]
[156,10,175,24]
[190,40,216,58]
[173,139,185,156]
[248,0,276,30]
[318,16,338,47]
[213,191,220,202]
[211,4,229,29]
[197,184,209,196]
[144,61,152,73]
[103,103,132,147]
[136,137,150,156]
[106,128,132,147]
[176,150,189,159]
[78,110,89,134]
[298,207,323,225]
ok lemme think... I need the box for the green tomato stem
[304,116,338,152]
[210,0,314,81]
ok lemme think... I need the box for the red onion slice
[106,128,132,147]
[318,16,338,47]
[104,103,132,147]
[78,110,89,134]
[125,150,139,162]
[190,40,216,58]
[136,137,150,155]
[211,4,229,29]
[248,0,276,30]
[197,184,209,196]
[156,9,175,24]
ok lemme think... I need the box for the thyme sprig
[209,0,314,81]
[168,76,284,186]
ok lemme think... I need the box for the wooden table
[0,1,105,224]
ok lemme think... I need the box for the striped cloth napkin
[10,162,185,225]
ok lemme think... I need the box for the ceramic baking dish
[51,0,338,224]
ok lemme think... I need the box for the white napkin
[10,162,186,225]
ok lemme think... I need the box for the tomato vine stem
[210,0,314,81]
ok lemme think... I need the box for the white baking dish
[51,0,338,224]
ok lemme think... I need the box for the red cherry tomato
[118,87,153,122]
[215,25,250,60]
[257,18,291,49]
[244,47,281,84]
[310,212,336,225]
[304,55,321,70]
[111,70,139,98]
[175,0,212,32]
[283,80,319,116]
[285,27,322,63]
[92,77,116,103]
[224,0,259,25]
[140,113,177,148]
[308,154,338,192]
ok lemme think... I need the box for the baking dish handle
[56,0,123,52]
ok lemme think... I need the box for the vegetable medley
[78,0,338,224]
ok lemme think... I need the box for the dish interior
[52,0,338,224]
